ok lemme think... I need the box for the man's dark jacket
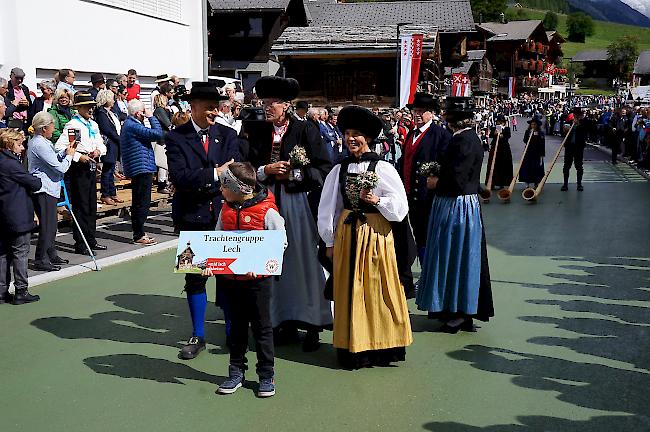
[397,123,451,246]
[165,120,241,226]
[0,150,42,235]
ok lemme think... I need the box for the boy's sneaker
[217,366,244,395]
[257,378,275,398]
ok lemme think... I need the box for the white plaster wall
[0,0,205,91]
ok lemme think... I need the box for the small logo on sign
[266,259,279,274]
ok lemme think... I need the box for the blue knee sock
[187,292,207,339]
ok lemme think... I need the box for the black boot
[561,171,569,191]
[12,289,40,305]
[0,292,13,305]
[302,329,321,352]
[577,171,584,191]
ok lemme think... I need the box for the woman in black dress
[519,118,545,187]
[485,114,513,189]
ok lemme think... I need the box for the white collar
[418,120,432,134]
[191,118,208,134]
[453,127,473,136]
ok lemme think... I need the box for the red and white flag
[451,73,471,97]
[399,33,424,108]
[508,77,517,99]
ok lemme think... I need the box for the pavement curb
[588,143,650,181]
[28,239,179,288]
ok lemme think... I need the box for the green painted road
[1,136,649,431]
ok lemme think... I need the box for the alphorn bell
[522,123,575,202]
[481,131,501,203]
[497,130,534,203]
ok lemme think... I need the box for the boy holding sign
[204,162,286,398]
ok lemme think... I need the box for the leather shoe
[51,256,69,265]
[12,289,40,305]
[0,293,13,305]
[75,247,93,256]
[560,184,568,191]
[32,262,61,272]
[179,336,206,360]
[577,184,584,191]
[91,244,108,251]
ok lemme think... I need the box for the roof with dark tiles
[208,0,292,11]
[478,20,546,42]
[572,49,609,62]
[303,0,474,33]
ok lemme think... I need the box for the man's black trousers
[67,162,97,249]
[130,173,153,241]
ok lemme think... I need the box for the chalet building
[444,49,494,97]
[571,49,612,88]
[176,242,196,271]
[270,0,476,105]
[546,31,565,64]
[633,50,650,86]
[207,0,308,92]
[476,20,553,95]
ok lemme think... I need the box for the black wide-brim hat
[445,97,475,120]
[155,74,171,83]
[73,92,97,107]
[255,76,300,101]
[295,100,310,110]
[337,105,383,140]
[527,117,543,127]
[407,92,439,112]
[181,82,228,102]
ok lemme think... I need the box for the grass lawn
[574,88,616,96]
[509,8,650,58]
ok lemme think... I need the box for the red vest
[220,189,278,231]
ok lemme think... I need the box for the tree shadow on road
[32,293,340,386]
[422,256,650,432]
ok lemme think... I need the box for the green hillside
[509,7,650,58]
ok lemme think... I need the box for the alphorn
[481,131,501,203]
[522,123,575,202]
[497,130,534,203]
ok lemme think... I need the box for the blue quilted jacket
[120,116,163,178]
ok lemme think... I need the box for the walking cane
[58,181,101,271]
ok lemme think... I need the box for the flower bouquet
[345,171,380,211]
[417,161,441,178]
[288,146,310,182]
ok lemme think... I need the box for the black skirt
[337,347,407,370]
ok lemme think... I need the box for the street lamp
[395,22,413,108]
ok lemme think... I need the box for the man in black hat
[398,92,450,264]
[88,73,105,100]
[294,100,309,121]
[165,82,242,360]
[561,107,588,191]
[5,68,32,131]
[54,92,107,254]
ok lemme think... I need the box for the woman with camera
[27,112,76,271]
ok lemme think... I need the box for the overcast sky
[621,0,650,19]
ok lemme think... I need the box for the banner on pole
[451,73,471,97]
[399,34,423,108]
[508,77,517,99]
